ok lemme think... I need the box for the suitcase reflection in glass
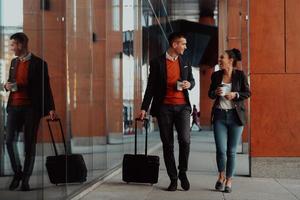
[45,118,87,185]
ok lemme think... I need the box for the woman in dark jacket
[208,48,251,193]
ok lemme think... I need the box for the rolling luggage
[122,118,160,184]
[45,118,87,184]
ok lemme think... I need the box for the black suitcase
[122,118,160,184]
[45,118,87,184]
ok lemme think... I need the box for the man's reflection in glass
[4,32,56,191]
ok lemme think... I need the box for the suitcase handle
[134,118,149,156]
[47,118,67,156]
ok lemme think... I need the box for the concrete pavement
[79,131,300,200]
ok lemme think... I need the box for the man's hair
[168,32,186,47]
[10,32,29,48]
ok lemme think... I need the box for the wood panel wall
[250,0,300,156]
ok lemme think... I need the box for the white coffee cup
[176,80,183,91]
[218,84,229,96]
[10,82,18,92]
[220,86,226,96]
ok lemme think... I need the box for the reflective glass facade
[0,0,221,199]
[0,1,165,199]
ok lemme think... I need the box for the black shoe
[21,182,30,191]
[224,185,232,193]
[9,175,22,191]
[178,172,190,191]
[21,176,30,191]
[167,180,177,191]
[215,181,224,191]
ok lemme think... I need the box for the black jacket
[7,54,55,117]
[208,69,251,125]
[141,54,195,117]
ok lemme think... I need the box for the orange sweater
[163,59,186,105]
[10,60,31,106]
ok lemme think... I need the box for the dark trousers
[156,104,191,181]
[6,106,41,179]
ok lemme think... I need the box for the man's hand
[4,82,13,91]
[139,110,147,120]
[182,80,191,89]
[49,110,57,120]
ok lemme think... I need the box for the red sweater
[163,59,186,105]
[10,60,31,106]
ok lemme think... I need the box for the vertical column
[224,0,250,152]
[199,68,214,127]
[228,0,250,151]
[105,0,123,141]
[90,0,108,142]
[199,3,216,128]
[133,0,143,121]
[66,0,95,145]
[240,0,249,152]
[227,0,242,54]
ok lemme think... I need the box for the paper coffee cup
[11,82,18,92]
[177,80,183,91]
[220,86,226,96]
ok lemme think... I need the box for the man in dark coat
[4,32,56,191]
[139,32,195,191]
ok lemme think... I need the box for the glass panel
[106,0,123,170]
[41,0,68,198]
[122,0,135,136]
[112,0,121,31]
[0,0,45,199]
[65,0,101,196]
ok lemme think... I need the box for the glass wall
[0,0,222,198]
[0,0,188,199]
[0,0,168,199]
[0,0,45,199]
[0,0,23,177]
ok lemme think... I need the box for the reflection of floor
[0,173,97,200]
[0,132,161,200]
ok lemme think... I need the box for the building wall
[250,0,300,156]
[250,0,300,178]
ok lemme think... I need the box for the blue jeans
[213,109,243,178]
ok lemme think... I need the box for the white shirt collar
[19,52,32,62]
[166,51,178,61]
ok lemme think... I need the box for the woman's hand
[224,92,237,100]
[215,87,223,96]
